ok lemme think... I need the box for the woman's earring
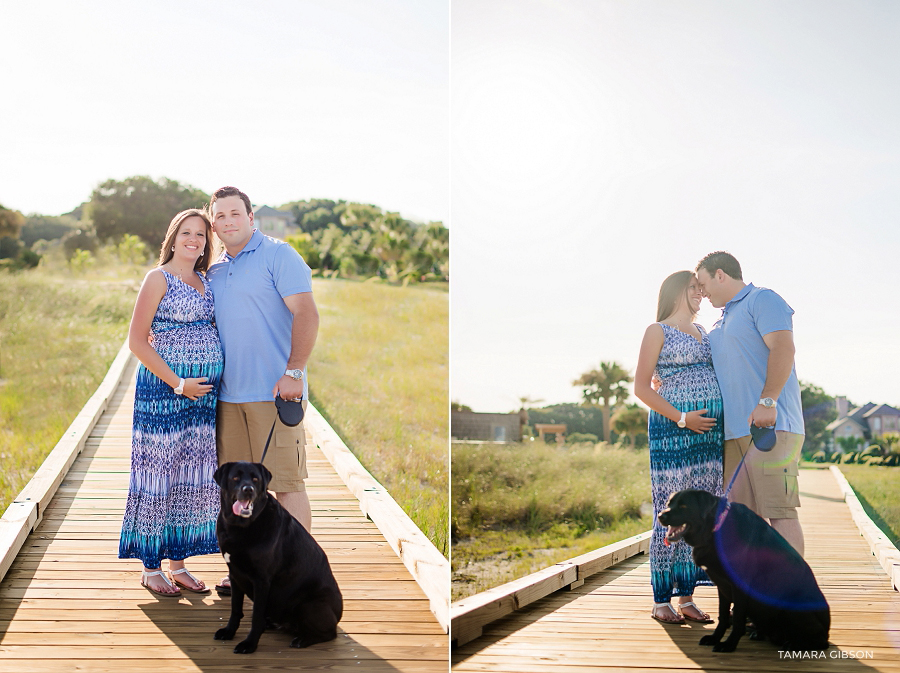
[171,246,175,251]
[199,251,204,257]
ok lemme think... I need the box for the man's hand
[749,405,777,428]
[273,375,304,401]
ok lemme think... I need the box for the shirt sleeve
[272,243,313,298]
[751,288,794,336]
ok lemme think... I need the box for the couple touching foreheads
[634,251,805,625]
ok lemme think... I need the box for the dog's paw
[749,629,765,641]
[233,639,258,654]
[698,635,720,647]
[713,641,738,652]
[214,628,236,641]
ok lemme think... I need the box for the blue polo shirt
[207,229,313,403]
[708,283,805,441]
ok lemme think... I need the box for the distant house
[253,205,298,240]
[825,396,900,442]
[451,411,521,442]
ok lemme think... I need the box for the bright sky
[451,0,900,413]
[0,0,448,223]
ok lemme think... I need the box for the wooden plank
[0,338,448,670]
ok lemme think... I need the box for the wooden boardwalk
[453,467,900,671]
[0,355,448,672]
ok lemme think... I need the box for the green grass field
[310,278,448,555]
[838,464,900,547]
[0,265,448,556]
[452,441,653,600]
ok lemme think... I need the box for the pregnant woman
[634,270,724,624]
[118,208,223,597]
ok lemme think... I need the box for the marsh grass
[838,464,900,547]
[452,441,652,599]
[308,278,448,555]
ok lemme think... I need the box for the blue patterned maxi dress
[648,323,723,603]
[118,270,223,568]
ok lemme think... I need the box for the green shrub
[810,450,827,463]
[567,432,599,444]
[841,451,858,464]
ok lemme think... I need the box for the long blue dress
[118,270,223,568]
[648,323,723,603]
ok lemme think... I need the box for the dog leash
[258,396,305,466]
[713,427,774,532]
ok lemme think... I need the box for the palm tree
[611,403,649,447]
[573,361,632,442]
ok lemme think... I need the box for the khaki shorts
[216,400,308,493]
[724,431,803,520]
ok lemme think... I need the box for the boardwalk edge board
[0,340,133,584]
[450,530,652,647]
[304,403,450,633]
[829,465,900,591]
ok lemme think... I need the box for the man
[695,251,805,556]
[207,186,319,590]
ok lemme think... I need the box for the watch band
[174,378,185,395]
[677,411,686,428]
[285,368,304,380]
[758,397,777,408]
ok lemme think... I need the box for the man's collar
[722,282,754,311]
[223,228,262,261]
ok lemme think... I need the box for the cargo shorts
[216,400,308,493]
[723,431,803,520]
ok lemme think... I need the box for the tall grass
[0,270,136,510]
[310,279,448,555]
[452,441,653,599]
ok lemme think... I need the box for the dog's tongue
[664,527,671,547]
[232,500,251,516]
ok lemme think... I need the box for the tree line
[1,176,448,283]
[476,361,857,456]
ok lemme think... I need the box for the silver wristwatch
[173,378,185,395]
[677,411,687,428]
[759,397,777,408]
[285,368,304,381]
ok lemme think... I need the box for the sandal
[170,567,211,594]
[651,602,685,624]
[679,600,713,623]
[141,569,182,597]
[215,576,231,596]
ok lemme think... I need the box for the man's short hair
[210,186,252,216]
[696,251,742,280]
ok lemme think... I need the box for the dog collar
[713,501,731,532]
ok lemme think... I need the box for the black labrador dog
[658,489,829,653]
[213,461,343,654]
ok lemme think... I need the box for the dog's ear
[259,463,273,487]
[699,491,720,519]
[213,463,232,487]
